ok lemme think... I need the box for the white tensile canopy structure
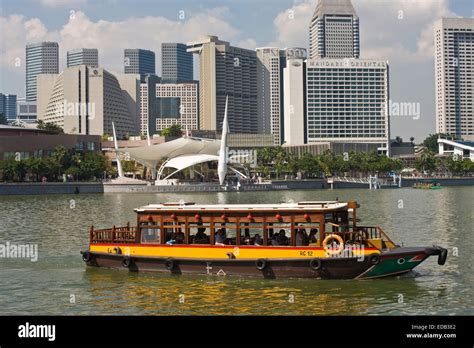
[112,96,233,184]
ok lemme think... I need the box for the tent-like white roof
[116,137,221,169]
[163,154,219,172]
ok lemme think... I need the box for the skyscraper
[25,42,59,102]
[256,47,307,145]
[187,35,258,133]
[161,43,194,83]
[0,93,17,121]
[306,59,390,154]
[37,65,140,137]
[309,0,359,59]
[67,48,99,68]
[124,49,156,81]
[156,82,199,133]
[139,74,160,136]
[434,18,474,141]
[256,47,283,144]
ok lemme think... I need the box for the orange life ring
[323,234,344,256]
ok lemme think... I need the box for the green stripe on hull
[363,256,422,278]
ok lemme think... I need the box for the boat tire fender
[310,258,322,271]
[438,248,448,266]
[82,251,92,262]
[256,259,267,270]
[122,256,132,268]
[368,253,381,265]
[165,258,175,270]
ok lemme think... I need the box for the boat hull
[81,246,446,280]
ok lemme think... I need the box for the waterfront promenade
[1,177,473,195]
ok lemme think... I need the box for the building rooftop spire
[313,0,358,20]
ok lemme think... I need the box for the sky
[0,0,473,141]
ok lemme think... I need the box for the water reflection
[0,187,472,315]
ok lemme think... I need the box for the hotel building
[434,18,474,141]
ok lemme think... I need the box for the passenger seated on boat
[215,229,226,246]
[309,229,318,244]
[296,228,309,246]
[272,230,289,246]
[254,234,263,246]
[243,230,251,245]
[193,228,210,244]
[174,230,185,244]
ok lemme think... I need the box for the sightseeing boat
[81,201,447,279]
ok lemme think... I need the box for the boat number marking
[299,251,314,256]
[217,269,226,276]
[206,262,212,275]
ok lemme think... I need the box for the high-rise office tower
[187,35,258,133]
[309,0,359,59]
[306,59,390,154]
[37,65,140,137]
[67,48,99,68]
[25,42,59,102]
[0,93,17,121]
[256,47,283,144]
[161,43,194,83]
[124,49,156,81]
[139,74,161,136]
[156,82,199,133]
[434,18,474,141]
[256,47,307,145]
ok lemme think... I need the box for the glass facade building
[67,48,99,68]
[161,43,194,83]
[0,94,17,121]
[25,42,59,102]
[124,49,156,81]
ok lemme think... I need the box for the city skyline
[0,0,472,140]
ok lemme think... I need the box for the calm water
[0,187,472,315]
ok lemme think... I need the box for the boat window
[294,222,320,246]
[140,221,161,244]
[189,222,211,244]
[240,222,263,246]
[269,223,291,246]
[215,222,237,245]
[163,222,186,245]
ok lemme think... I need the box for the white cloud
[39,0,88,8]
[0,8,250,77]
[271,0,456,62]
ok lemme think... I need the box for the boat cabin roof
[135,201,349,213]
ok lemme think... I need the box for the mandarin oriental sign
[307,60,387,68]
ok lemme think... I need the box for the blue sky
[0,0,473,141]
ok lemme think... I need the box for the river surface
[0,187,472,315]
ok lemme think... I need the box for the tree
[161,124,182,137]
[0,112,8,125]
[410,137,415,145]
[37,120,64,134]
[414,151,437,173]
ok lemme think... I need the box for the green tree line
[256,148,404,179]
[0,145,116,182]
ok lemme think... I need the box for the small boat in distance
[81,201,447,279]
[413,181,443,189]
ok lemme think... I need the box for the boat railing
[89,223,137,244]
[326,224,395,246]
